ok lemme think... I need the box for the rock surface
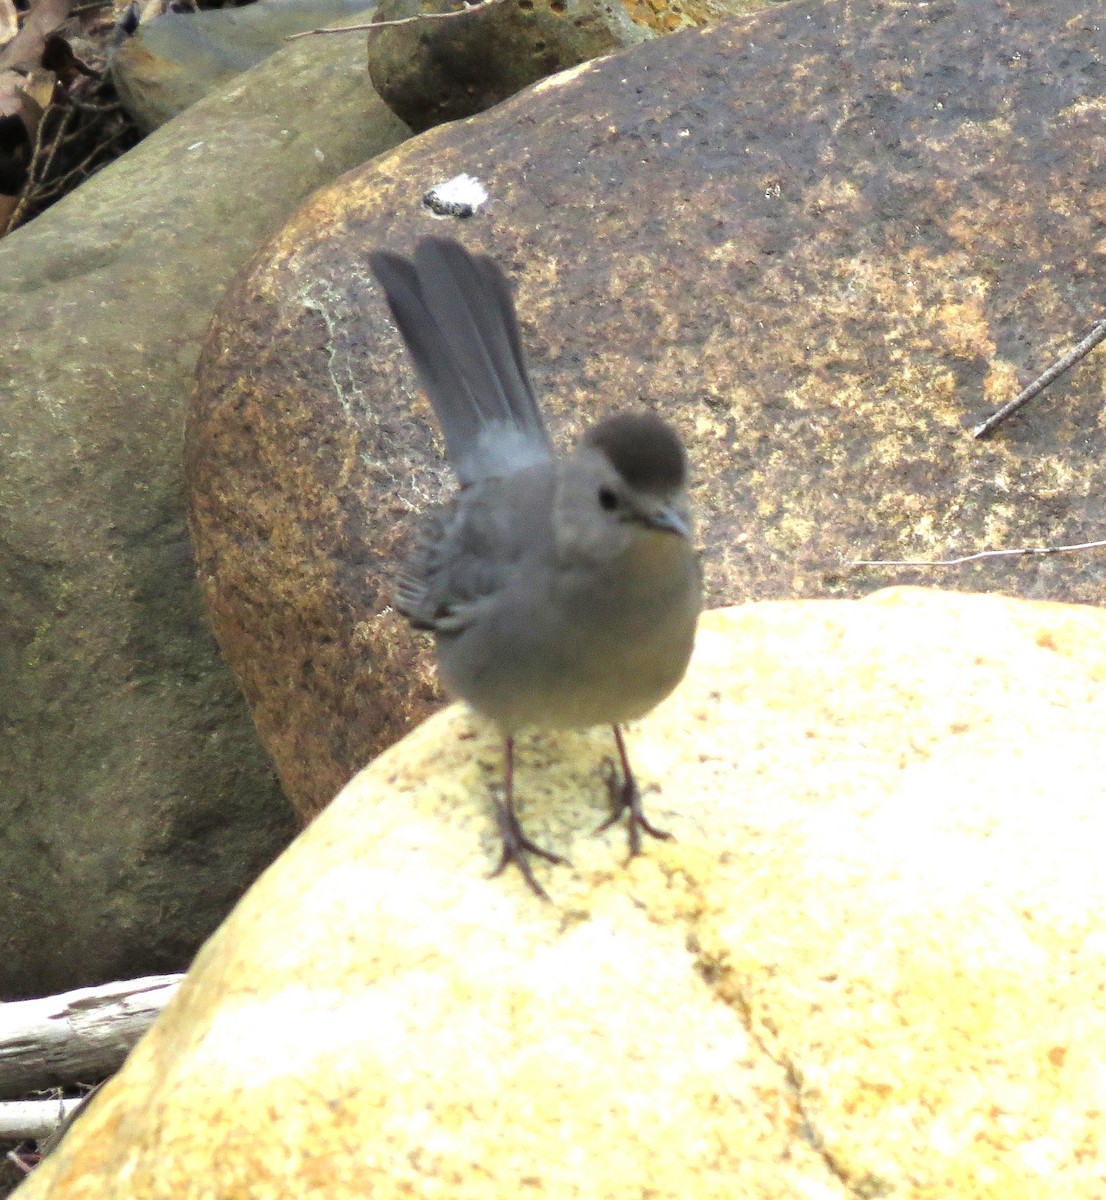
[0,24,408,999]
[367,0,771,132]
[111,0,377,131]
[14,589,1106,1199]
[189,0,1106,820]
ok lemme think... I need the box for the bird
[369,237,702,898]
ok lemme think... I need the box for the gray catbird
[369,238,702,898]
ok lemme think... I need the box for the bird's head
[554,412,694,565]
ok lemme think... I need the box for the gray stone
[366,0,773,133]
[366,0,652,133]
[111,0,377,132]
[0,23,409,999]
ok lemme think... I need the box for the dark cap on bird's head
[583,412,689,493]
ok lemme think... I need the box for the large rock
[111,0,378,131]
[366,0,772,132]
[0,25,409,999]
[188,0,1106,821]
[14,590,1106,1198]
[367,0,650,133]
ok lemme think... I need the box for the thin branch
[2,102,80,228]
[973,318,1106,438]
[848,537,1106,568]
[33,125,129,200]
[0,1097,86,1141]
[6,1148,36,1176]
[1,111,50,235]
[65,94,122,115]
[285,0,503,39]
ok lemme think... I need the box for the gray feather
[369,238,553,485]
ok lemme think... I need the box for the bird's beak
[644,503,691,539]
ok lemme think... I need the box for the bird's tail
[369,238,553,485]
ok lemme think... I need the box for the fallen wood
[973,316,1106,438]
[0,1096,85,1141]
[0,974,183,1099]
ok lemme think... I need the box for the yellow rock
[18,589,1106,1199]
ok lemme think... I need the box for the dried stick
[0,1097,86,1141]
[849,537,1106,568]
[285,0,503,39]
[0,107,51,235]
[0,100,80,235]
[6,1147,36,1176]
[973,318,1106,439]
[33,125,130,201]
[0,973,183,1098]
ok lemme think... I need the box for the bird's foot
[490,797,566,901]
[596,761,674,858]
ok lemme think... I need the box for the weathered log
[0,1097,85,1141]
[0,975,183,1098]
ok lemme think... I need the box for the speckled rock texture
[111,0,377,131]
[187,0,1106,819]
[15,590,1106,1200]
[366,0,771,132]
[0,27,408,999]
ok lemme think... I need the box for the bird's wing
[394,465,556,633]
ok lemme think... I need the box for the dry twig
[973,318,1106,438]
[285,0,503,39]
[849,537,1106,568]
[1,64,139,236]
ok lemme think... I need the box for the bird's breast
[438,530,701,732]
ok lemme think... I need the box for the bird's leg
[596,724,674,857]
[489,735,566,900]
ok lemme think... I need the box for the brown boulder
[188,0,1106,820]
[366,0,772,133]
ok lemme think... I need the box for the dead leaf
[19,66,58,123]
[0,0,18,48]
[0,0,80,73]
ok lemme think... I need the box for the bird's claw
[491,797,566,901]
[596,760,673,857]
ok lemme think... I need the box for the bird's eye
[598,486,619,511]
